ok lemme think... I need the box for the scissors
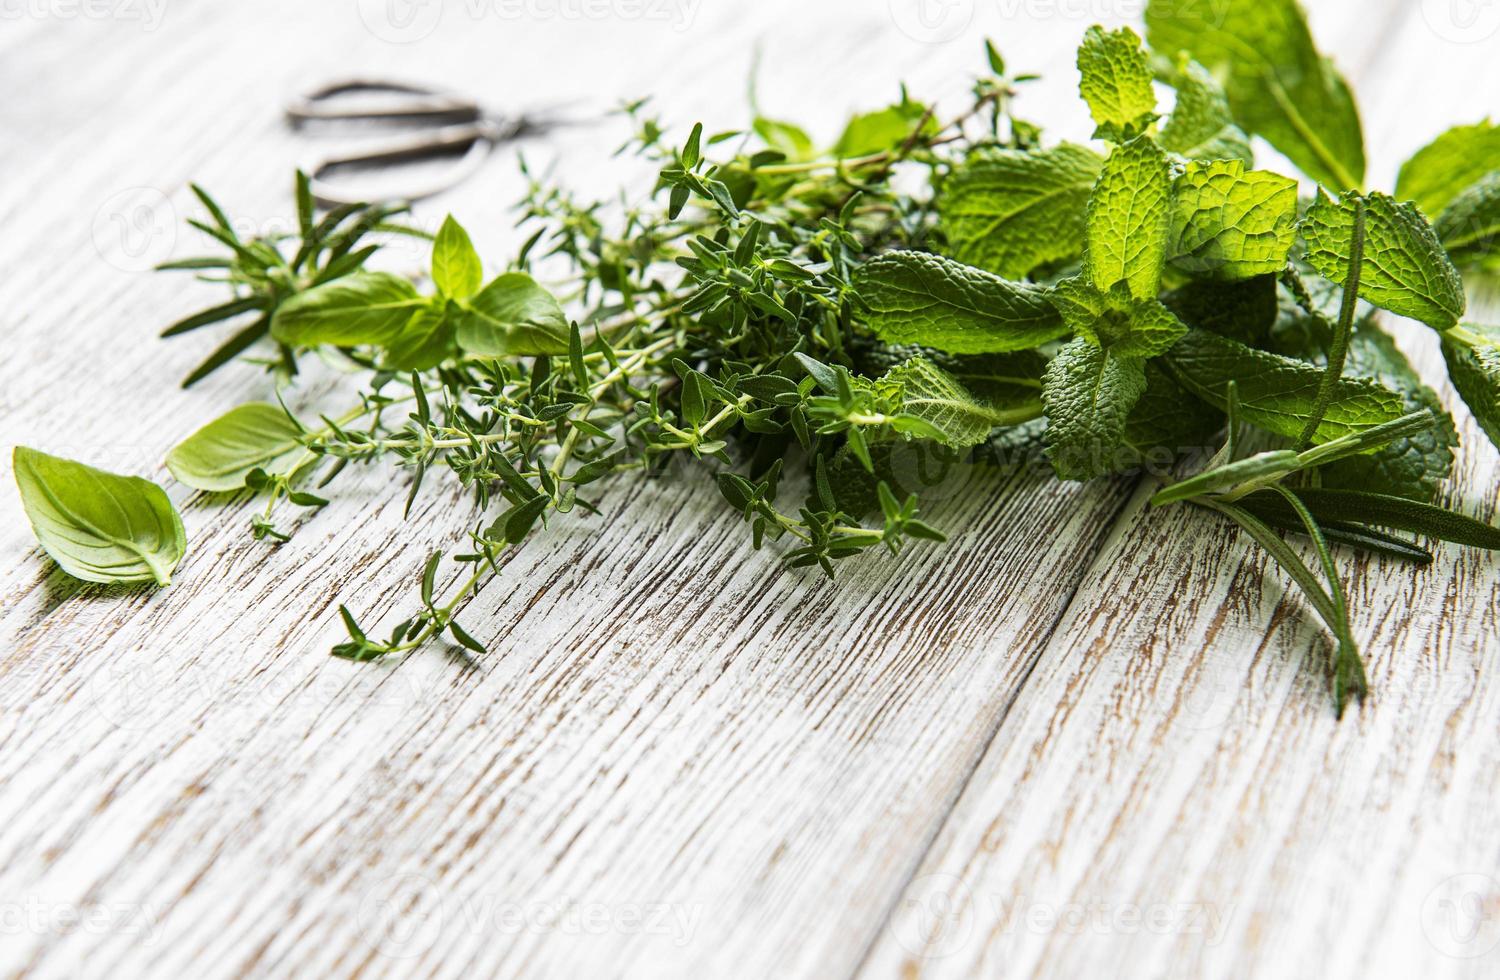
[285,78,572,207]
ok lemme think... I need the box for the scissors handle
[286,78,483,127]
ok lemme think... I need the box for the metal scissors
[285,78,568,206]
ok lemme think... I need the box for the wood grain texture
[1,2,1496,979]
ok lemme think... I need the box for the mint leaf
[167,402,306,492]
[1077,25,1157,142]
[884,356,1038,447]
[13,447,187,587]
[1395,120,1500,216]
[432,215,483,300]
[1433,172,1500,268]
[1122,361,1225,468]
[1041,337,1148,480]
[1052,277,1188,358]
[1165,329,1407,444]
[1319,319,1458,502]
[454,272,570,357]
[271,271,427,348]
[1086,136,1172,300]
[1169,160,1297,279]
[1301,191,1466,330]
[1441,323,1500,452]
[1144,0,1364,190]
[1158,56,1253,164]
[855,251,1065,353]
[938,143,1101,278]
[1163,275,1278,345]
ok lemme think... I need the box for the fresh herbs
[16,2,1500,715]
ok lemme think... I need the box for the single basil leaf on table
[13,447,187,587]
[1433,173,1500,269]
[1076,25,1157,142]
[853,250,1065,353]
[1085,135,1173,300]
[271,271,427,347]
[1301,191,1467,331]
[454,272,571,357]
[937,142,1101,279]
[1041,337,1148,481]
[1144,0,1365,191]
[1395,120,1500,216]
[1441,323,1500,452]
[1156,55,1253,165]
[881,356,1040,448]
[431,215,484,301]
[1169,160,1298,279]
[1164,329,1407,444]
[167,402,307,492]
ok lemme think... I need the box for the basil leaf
[1086,135,1172,300]
[13,447,186,587]
[1301,191,1466,330]
[271,271,426,348]
[167,402,306,492]
[831,100,933,157]
[1395,120,1500,216]
[854,251,1065,353]
[938,142,1101,278]
[1169,160,1298,279]
[385,302,456,371]
[1157,55,1252,165]
[1441,323,1500,452]
[1076,25,1157,142]
[753,117,815,160]
[1144,0,1364,190]
[432,215,483,300]
[1041,337,1148,480]
[1165,329,1406,444]
[883,356,1040,448]
[454,272,570,357]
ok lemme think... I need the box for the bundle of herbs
[17,0,1500,713]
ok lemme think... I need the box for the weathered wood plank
[860,7,1500,978]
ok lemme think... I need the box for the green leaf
[167,402,307,492]
[385,301,456,371]
[1318,319,1457,502]
[1301,191,1466,330]
[454,273,570,357]
[854,251,1065,353]
[1052,277,1188,358]
[938,143,1102,278]
[1144,0,1364,190]
[1157,55,1253,164]
[1169,160,1298,279]
[1441,323,1500,452]
[1241,487,1500,551]
[883,356,1040,448]
[13,447,186,587]
[1086,136,1172,299]
[832,101,933,157]
[753,117,814,160]
[271,271,426,348]
[1162,275,1278,345]
[1041,337,1148,480]
[432,215,483,300]
[1121,360,1226,468]
[1433,172,1500,267]
[1165,329,1407,444]
[1395,120,1500,216]
[1076,25,1157,142]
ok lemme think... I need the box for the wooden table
[2,2,1497,977]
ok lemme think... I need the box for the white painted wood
[1,3,1496,979]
